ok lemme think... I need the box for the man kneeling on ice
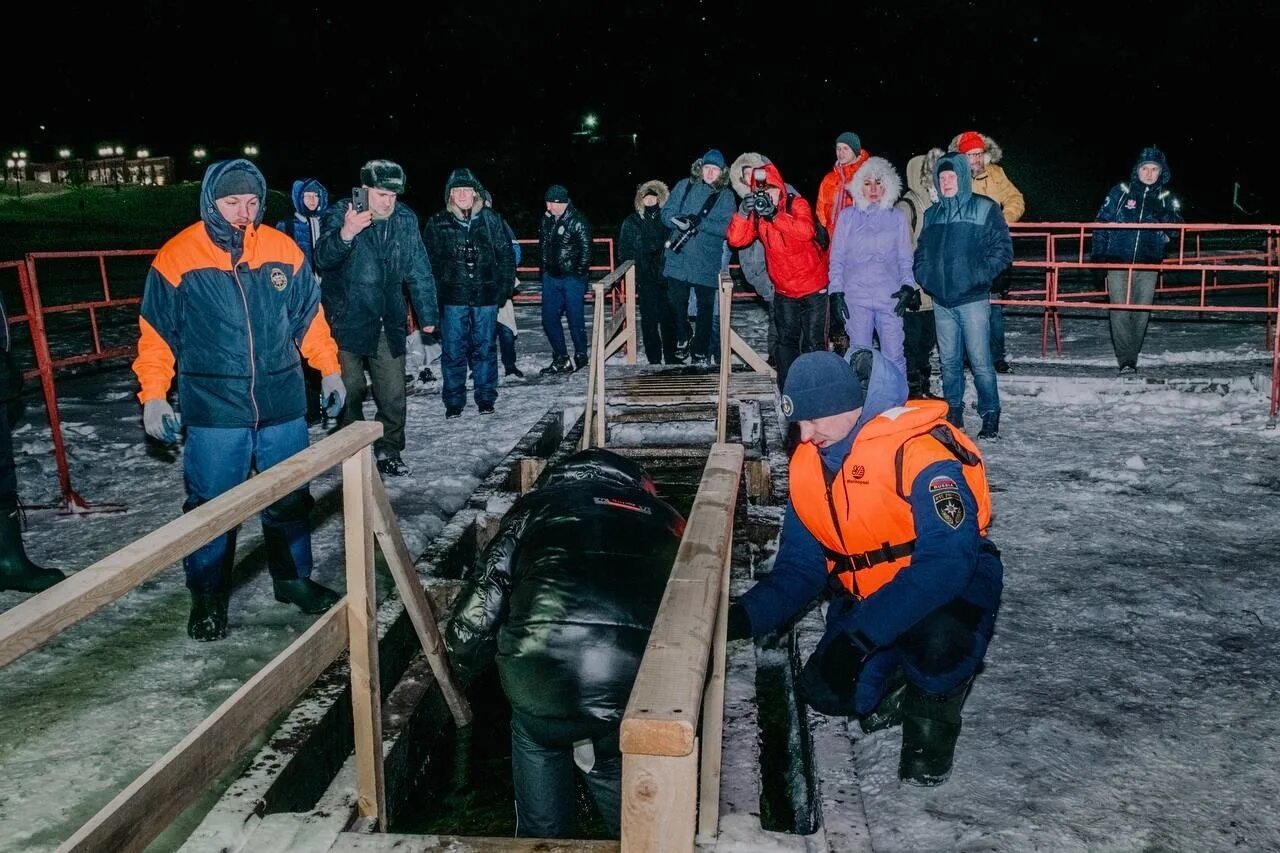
[727,349,1004,785]
[444,448,685,838]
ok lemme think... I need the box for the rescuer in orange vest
[727,348,1004,785]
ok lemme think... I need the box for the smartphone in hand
[352,187,369,213]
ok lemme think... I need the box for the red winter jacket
[727,163,827,299]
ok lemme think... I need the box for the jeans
[934,299,1000,417]
[338,331,406,455]
[497,323,517,372]
[1106,269,1158,367]
[541,274,588,361]
[441,304,498,409]
[510,713,622,839]
[846,305,906,379]
[182,418,314,592]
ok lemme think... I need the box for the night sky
[7,2,1276,231]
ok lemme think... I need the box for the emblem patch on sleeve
[270,268,288,291]
[928,475,964,529]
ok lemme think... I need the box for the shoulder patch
[931,486,965,529]
[928,475,958,492]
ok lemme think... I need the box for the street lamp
[7,150,26,197]
[242,143,259,158]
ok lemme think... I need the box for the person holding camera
[726,161,827,393]
[537,184,592,375]
[827,156,918,381]
[316,160,437,476]
[949,131,1024,374]
[662,149,736,365]
[422,168,518,415]
[133,159,346,640]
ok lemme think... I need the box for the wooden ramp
[604,368,777,406]
[328,834,617,852]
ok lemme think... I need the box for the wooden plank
[368,472,472,728]
[330,833,619,852]
[697,526,732,837]
[716,274,732,443]
[624,265,637,364]
[620,444,743,757]
[511,457,547,494]
[621,749,698,853]
[58,605,348,853]
[729,329,773,376]
[0,422,382,670]
[594,282,607,447]
[344,448,386,829]
[745,459,772,499]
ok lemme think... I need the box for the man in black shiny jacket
[537,185,593,374]
[444,448,685,838]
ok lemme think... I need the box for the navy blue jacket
[1091,147,1183,265]
[913,152,1013,308]
[737,350,1002,652]
[275,178,329,274]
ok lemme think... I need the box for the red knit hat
[957,131,985,154]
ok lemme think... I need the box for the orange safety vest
[789,400,992,599]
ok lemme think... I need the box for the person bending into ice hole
[726,348,1004,785]
[443,448,686,838]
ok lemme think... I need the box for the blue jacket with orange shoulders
[133,159,339,428]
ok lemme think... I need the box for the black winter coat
[314,200,438,357]
[444,449,685,728]
[539,206,592,279]
[618,207,667,288]
[422,207,518,308]
[1091,147,1183,265]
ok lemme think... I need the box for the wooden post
[697,519,733,839]
[367,472,472,727]
[343,447,386,829]
[593,279,607,447]
[624,264,638,364]
[716,273,732,443]
[622,749,699,853]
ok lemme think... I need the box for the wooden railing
[0,422,471,852]
[581,261,637,450]
[619,442,745,852]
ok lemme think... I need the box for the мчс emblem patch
[929,475,964,529]
[270,268,288,291]
[780,395,794,418]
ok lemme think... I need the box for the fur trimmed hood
[947,131,1004,166]
[632,179,670,214]
[729,152,772,198]
[846,156,902,210]
[905,149,944,203]
[687,156,732,190]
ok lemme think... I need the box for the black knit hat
[544,184,570,203]
[360,159,406,194]
[780,351,866,422]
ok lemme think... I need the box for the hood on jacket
[947,131,1004,166]
[1129,146,1171,189]
[200,158,266,250]
[633,179,670,214]
[932,151,973,210]
[847,156,902,210]
[905,149,944,203]
[443,167,484,204]
[749,162,788,195]
[729,152,773,198]
[543,447,657,494]
[687,155,732,190]
[815,346,909,468]
[290,178,329,217]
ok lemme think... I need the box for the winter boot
[977,412,1000,440]
[273,578,341,614]
[0,508,65,594]
[574,352,590,371]
[946,406,965,431]
[264,517,341,615]
[188,590,230,641]
[858,671,908,734]
[898,679,971,786]
[540,356,572,376]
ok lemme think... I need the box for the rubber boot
[0,508,65,594]
[898,679,971,786]
[977,412,1000,440]
[188,590,229,641]
[264,522,340,615]
[858,671,907,734]
[947,406,965,431]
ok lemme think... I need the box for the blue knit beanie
[836,132,862,154]
[700,149,726,169]
[781,352,866,422]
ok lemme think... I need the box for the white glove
[320,373,346,418]
[143,399,182,445]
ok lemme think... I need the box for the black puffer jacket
[539,205,592,278]
[314,199,438,357]
[1091,146,1183,265]
[618,180,670,289]
[422,204,518,308]
[444,449,685,727]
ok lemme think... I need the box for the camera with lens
[664,219,699,254]
[748,167,775,217]
[460,240,479,272]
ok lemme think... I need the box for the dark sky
[8,2,1277,229]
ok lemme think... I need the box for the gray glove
[321,373,346,418]
[143,399,182,445]
[671,215,694,231]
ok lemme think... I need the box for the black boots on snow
[898,680,972,786]
[188,591,230,642]
[977,412,1000,440]
[946,406,965,431]
[0,509,65,594]
[540,356,572,376]
[858,672,908,735]
[273,578,341,615]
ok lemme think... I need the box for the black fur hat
[360,159,406,194]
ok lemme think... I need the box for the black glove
[726,603,752,642]
[892,285,921,317]
[819,632,867,700]
[757,194,778,220]
[829,291,850,321]
[737,196,756,218]
[849,347,874,387]
[991,270,1013,297]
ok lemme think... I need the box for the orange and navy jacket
[726,163,827,299]
[132,158,339,428]
[737,352,1001,649]
[816,149,871,234]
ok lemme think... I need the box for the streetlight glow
[58,148,72,159]
[136,148,149,159]
[243,144,259,157]
[583,113,599,130]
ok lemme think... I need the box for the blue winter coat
[275,178,329,274]
[661,162,735,288]
[912,153,1013,308]
[1091,147,1183,265]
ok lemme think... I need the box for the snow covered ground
[2,296,1279,852]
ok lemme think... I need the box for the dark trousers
[441,304,499,409]
[338,331,406,455]
[541,274,588,361]
[0,406,15,505]
[772,290,829,391]
[302,363,323,423]
[904,309,938,394]
[497,323,517,372]
[637,276,677,364]
[666,279,715,355]
[510,713,622,839]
